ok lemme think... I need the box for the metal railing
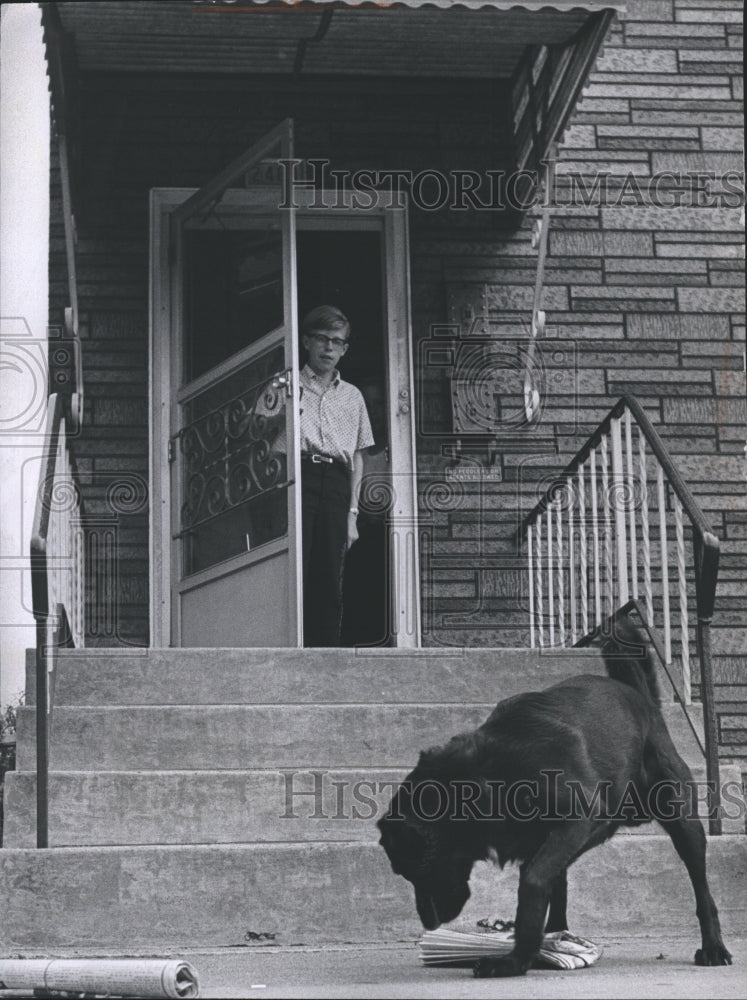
[30,393,85,848]
[520,395,723,834]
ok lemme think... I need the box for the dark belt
[302,452,347,469]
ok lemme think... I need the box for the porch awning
[45,0,620,228]
[242,1,622,8]
[50,0,623,79]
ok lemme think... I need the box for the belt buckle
[310,453,326,464]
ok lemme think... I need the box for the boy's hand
[347,512,359,549]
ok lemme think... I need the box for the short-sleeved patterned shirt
[299,364,374,469]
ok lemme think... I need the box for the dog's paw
[473,955,528,978]
[695,943,732,967]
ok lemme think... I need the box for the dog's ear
[378,812,435,879]
[415,732,495,827]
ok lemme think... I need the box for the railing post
[657,465,673,668]
[578,463,588,637]
[624,409,638,601]
[535,515,544,648]
[694,531,722,835]
[673,495,691,705]
[547,506,554,646]
[590,448,601,628]
[610,416,629,609]
[556,495,565,646]
[696,615,722,836]
[568,483,577,645]
[600,435,614,619]
[638,431,653,625]
[528,524,535,649]
[34,619,49,849]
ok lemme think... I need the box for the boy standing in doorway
[298,305,374,646]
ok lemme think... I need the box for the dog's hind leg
[648,731,732,966]
[544,871,568,933]
[659,814,732,966]
[475,822,600,978]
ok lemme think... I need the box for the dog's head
[377,741,485,929]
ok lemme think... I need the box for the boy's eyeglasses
[307,333,349,350]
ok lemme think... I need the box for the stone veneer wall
[414,0,744,756]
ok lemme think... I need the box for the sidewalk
[187,937,744,999]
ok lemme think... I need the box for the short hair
[301,305,350,340]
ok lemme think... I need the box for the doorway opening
[151,182,419,649]
[297,230,392,646]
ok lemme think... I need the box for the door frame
[149,187,421,647]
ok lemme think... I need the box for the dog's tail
[600,615,660,704]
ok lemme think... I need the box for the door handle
[272,368,294,398]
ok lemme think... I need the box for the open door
[166,120,302,646]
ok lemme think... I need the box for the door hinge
[168,436,177,463]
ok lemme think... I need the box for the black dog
[377,617,732,977]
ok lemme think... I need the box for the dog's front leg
[475,824,597,979]
[474,861,548,978]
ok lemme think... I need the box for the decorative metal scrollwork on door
[177,358,290,537]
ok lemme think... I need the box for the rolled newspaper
[0,958,199,998]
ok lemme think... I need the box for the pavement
[182,937,745,999]
[0,938,742,998]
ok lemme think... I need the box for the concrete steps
[4,648,719,849]
[2,644,743,951]
[3,767,729,848]
[15,703,499,770]
[4,702,712,848]
[3,768,409,847]
[5,645,713,848]
[0,836,745,952]
[28,647,608,706]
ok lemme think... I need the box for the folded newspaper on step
[0,958,199,998]
[419,918,603,970]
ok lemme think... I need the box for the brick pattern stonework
[415,0,745,757]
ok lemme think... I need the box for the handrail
[520,395,720,637]
[30,396,65,618]
[30,393,85,848]
[521,396,717,546]
[519,395,723,834]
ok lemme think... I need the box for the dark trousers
[301,459,350,647]
[341,516,388,646]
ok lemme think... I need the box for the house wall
[50,1,744,739]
